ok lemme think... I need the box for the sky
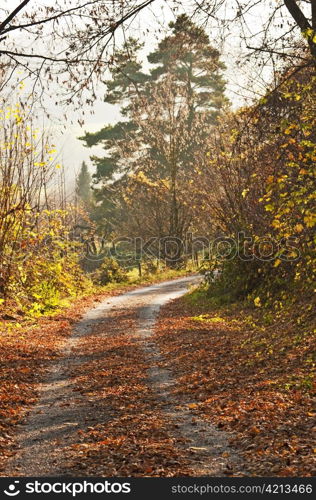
[52,0,269,182]
[1,0,297,188]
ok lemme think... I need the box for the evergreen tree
[76,161,92,207]
[79,16,228,244]
[148,14,227,123]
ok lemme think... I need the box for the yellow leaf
[254,297,261,307]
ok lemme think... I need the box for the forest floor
[155,291,315,477]
[0,276,315,476]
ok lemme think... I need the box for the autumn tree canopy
[80,15,227,251]
[0,1,314,108]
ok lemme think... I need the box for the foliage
[197,63,316,308]
[80,16,227,248]
[93,258,128,286]
[156,292,315,476]
[76,161,93,209]
[0,104,92,315]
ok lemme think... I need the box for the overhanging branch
[0,0,31,34]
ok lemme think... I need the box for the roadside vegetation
[155,285,315,476]
[0,1,315,477]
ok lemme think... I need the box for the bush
[142,260,159,275]
[94,258,128,285]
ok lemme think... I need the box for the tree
[76,161,92,208]
[0,0,156,106]
[194,58,315,302]
[0,101,89,305]
[191,0,316,62]
[80,16,227,255]
[0,1,314,110]
[0,1,315,105]
[148,14,227,122]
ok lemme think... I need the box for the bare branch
[284,0,311,30]
[0,0,31,34]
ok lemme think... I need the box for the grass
[125,265,194,284]
[0,264,197,326]
[184,282,316,396]
[155,280,315,476]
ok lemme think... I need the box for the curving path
[5,276,242,476]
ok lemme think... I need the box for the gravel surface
[5,276,243,476]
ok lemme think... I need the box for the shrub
[94,258,128,285]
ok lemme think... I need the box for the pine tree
[79,16,228,244]
[76,161,92,207]
[148,14,227,123]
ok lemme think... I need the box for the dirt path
[5,276,243,477]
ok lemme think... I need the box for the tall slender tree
[76,161,92,208]
[80,16,228,248]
